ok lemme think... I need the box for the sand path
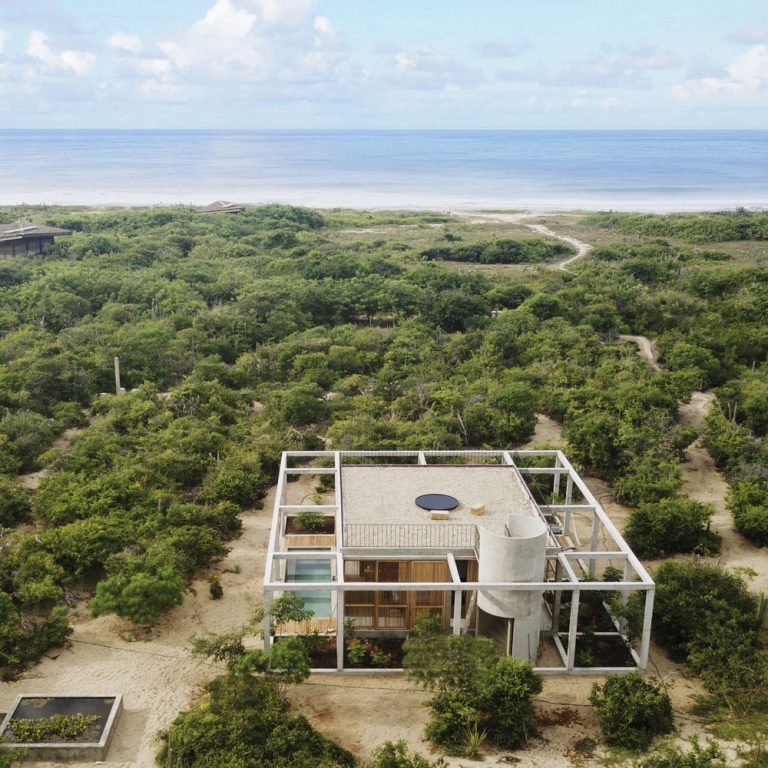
[618,333,663,372]
[18,425,86,490]
[677,395,768,594]
[450,210,593,270]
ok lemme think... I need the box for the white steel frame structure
[262,450,655,674]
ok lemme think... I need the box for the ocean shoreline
[1,199,766,214]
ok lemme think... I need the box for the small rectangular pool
[286,560,333,619]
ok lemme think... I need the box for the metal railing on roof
[343,523,478,549]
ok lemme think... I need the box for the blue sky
[0,0,766,128]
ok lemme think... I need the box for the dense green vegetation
[653,560,767,716]
[0,206,767,761]
[590,672,673,751]
[625,497,720,558]
[364,741,446,768]
[157,670,354,768]
[705,375,768,545]
[421,237,573,264]
[585,210,768,243]
[403,619,542,754]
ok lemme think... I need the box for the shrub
[424,689,478,750]
[156,671,354,768]
[625,496,720,558]
[201,452,269,507]
[652,560,767,715]
[0,747,26,768]
[727,477,768,546]
[635,739,728,768]
[473,656,542,749]
[8,714,100,743]
[295,509,326,532]
[365,740,447,768]
[404,633,542,753]
[613,454,681,506]
[0,593,71,678]
[90,562,184,624]
[0,477,30,528]
[208,575,223,600]
[590,672,673,750]
[652,560,758,660]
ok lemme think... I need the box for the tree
[0,477,30,528]
[277,383,325,425]
[90,563,184,624]
[625,496,720,558]
[652,560,758,660]
[590,673,673,751]
[201,452,269,507]
[403,632,542,753]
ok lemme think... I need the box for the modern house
[0,221,72,257]
[263,450,655,674]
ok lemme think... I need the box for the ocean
[1,129,766,211]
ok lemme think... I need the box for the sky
[0,0,766,129]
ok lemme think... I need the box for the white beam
[285,467,336,475]
[446,553,461,584]
[264,579,645,592]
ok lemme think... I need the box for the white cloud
[25,29,95,75]
[313,16,336,38]
[381,46,479,90]
[107,32,142,55]
[249,0,315,26]
[569,94,621,110]
[136,79,191,101]
[135,58,174,79]
[158,0,266,78]
[671,44,768,102]
[474,40,532,58]
[133,0,348,98]
[600,95,621,110]
[0,30,6,54]
[728,24,768,44]
[501,45,677,88]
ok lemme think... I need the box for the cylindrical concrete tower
[477,514,547,661]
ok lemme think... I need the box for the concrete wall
[477,514,547,662]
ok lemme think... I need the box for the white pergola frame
[262,450,655,674]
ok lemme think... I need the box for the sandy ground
[0,493,273,768]
[677,395,768,594]
[3,396,764,766]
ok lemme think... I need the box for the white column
[453,589,462,635]
[639,588,655,670]
[566,589,580,670]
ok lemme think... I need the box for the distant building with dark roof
[0,221,72,257]
[198,200,246,214]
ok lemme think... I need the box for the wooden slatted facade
[343,559,477,631]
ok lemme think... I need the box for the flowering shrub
[344,637,400,668]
